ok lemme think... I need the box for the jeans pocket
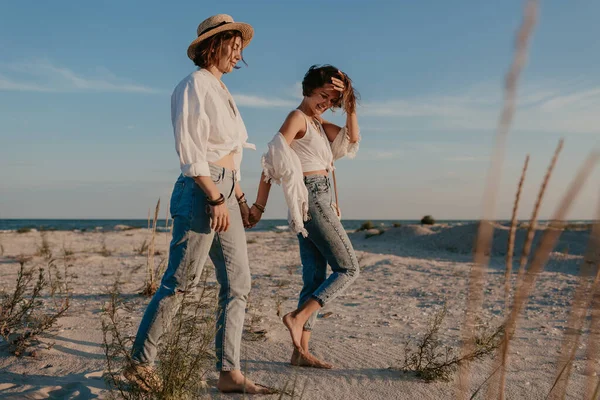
[211,168,224,184]
[170,180,194,218]
[310,183,330,204]
[169,181,185,216]
[309,181,328,194]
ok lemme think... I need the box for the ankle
[219,370,242,379]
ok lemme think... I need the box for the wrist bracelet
[207,193,225,206]
[237,193,247,204]
[253,202,265,213]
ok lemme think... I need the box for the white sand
[0,224,593,399]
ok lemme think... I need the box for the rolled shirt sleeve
[331,126,360,161]
[171,81,211,178]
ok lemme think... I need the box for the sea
[0,219,593,233]
[0,218,468,233]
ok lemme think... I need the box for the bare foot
[283,312,303,350]
[217,370,275,394]
[290,348,333,369]
[123,364,163,392]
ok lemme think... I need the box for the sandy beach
[0,223,593,399]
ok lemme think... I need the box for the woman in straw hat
[126,14,272,394]
[250,65,361,368]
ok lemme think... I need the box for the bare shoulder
[285,109,306,125]
[279,110,307,143]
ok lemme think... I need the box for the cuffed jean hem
[312,269,359,307]
[311,294,325,307]
[131,359,152,367]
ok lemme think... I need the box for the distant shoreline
[0,218,594,233]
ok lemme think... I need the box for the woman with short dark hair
[251,64,361,369]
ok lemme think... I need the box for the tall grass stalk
[515,140,563,285]
[585,249,600,399]
[457,0,540,396]
[141,199,161,296]
[504,154,530,310]
[485,141,563,399]
[546,200,600,399]
[496,152,599,400]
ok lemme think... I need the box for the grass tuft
[0,258,71,356]
[102,268,217,398]
[402,305,503,383]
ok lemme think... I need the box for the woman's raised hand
[330,73,345,92]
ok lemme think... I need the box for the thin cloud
[425,171,468,186]
[359,81,600,134]
[361,98,472,118]
[288,81,304,100]
[537,87,600,111]
[445,156,489,162]
[355,149,405,160]
[0,61,159,93]
[232,82,303,109]
[0,74,54,92]
[232,93,297,108]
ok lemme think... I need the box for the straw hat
[187,14,253,60]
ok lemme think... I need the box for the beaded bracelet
[253,202,265,213]
[206,193,225,206]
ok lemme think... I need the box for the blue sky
[1,0,599,220]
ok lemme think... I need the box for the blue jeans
[297,175,360,331]
[131,164,251,371]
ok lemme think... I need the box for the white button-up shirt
[171,69,255,181]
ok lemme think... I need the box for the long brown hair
[192,30,247,69]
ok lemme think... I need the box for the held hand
[248,204,264,227]
[239,202,252,228]
[209,203,230,232]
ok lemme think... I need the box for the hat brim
[187,22,253,60]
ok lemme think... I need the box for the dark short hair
[192,30,247,69]
[302,64,359,114]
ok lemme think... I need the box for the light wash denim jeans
[131,164,251,371]
[298,175,359,331]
